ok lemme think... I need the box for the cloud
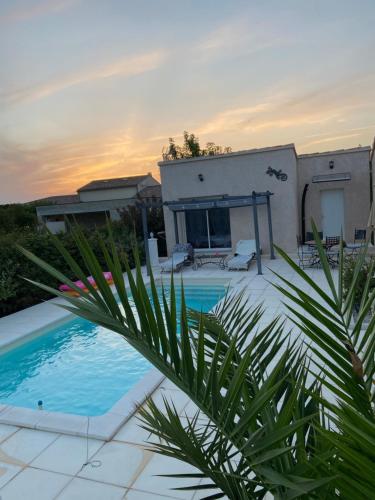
[195,73,375,141]
[300,133,362,149]
[1,50,167,105]
[305,124,375,139]
[197,103,272,135]
[0,133,161,202]
[0,0,78,24]
[193,16,288,63]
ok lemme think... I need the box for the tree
[20,222,375,499]
[163,132,232,161]
[183,131,201,157]
[0,203,38,234]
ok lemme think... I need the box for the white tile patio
[31,435,103,475]
[124,489,177,499]
[130,454,199,499]
[0,428,58,465]
[0,462,22,489]
[0,424,18,444]
[0,467,71,500]
[57,477,126,500]
[77,441,150,488]
[0,255,335,499]
[114,414,161,446]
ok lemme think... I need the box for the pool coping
[0,272,234,440]
[0,368,165,440]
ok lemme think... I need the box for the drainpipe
[370,148,374,244]
[370,159,373,207]
[301,184,309,243]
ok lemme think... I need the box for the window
[185,208,231,249]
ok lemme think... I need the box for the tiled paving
[0,255,334,499]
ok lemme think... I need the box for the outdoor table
[193,252,228,270]
[305,240,331,248]
[305,240,339,266]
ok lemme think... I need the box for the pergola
[164,191,275,275]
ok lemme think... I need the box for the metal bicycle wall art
[266,166,288,181]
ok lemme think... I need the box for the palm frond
[17,222,352,498]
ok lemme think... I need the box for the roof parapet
[158,144,297,167]
[298,146,370,159]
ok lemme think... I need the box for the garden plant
[20,222,375,499]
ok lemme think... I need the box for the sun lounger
[161,243,194,273]
[227,240,257,271]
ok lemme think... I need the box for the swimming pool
[0,284,226,417]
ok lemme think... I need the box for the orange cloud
[0,132,162,202]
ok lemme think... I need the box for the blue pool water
[0,284,225,416]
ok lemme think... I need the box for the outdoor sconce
[329,160,334,169]
[198,173,204,182]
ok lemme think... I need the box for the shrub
[0,203,38,234]
[343,254,375,309]
[0,223,143,317]
[0,264,18,301]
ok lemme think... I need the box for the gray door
[320,189,345,237]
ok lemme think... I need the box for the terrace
[0,256,334,499]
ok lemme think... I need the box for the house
[36,174,160,233]
[159,144,372,255]
[298,147,371,242]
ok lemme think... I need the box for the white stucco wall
[45,220,66,234]
[159,145,299,255]
[298,147,371,241]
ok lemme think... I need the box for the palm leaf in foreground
[273,220,375,499]
[18,225,334,498]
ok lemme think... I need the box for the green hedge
[343,254,375,308]
[0,223,144,317]
[0,203,38,235]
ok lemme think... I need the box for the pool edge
[0,368,165,441]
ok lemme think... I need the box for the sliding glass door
[185,208,231,249]
[185,209,209,249]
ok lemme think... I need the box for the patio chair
[160,243,194,273]
[305,231,323,242]
[325,236,340,266]
[345,228,367,255]
[226,240,257,271]
[296,236,318,269]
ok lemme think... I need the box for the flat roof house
[159,144,372,256]
[36,174,160,233]
[298,146,371,242]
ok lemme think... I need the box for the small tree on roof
[162,131,231,161]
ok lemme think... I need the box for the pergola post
[141,204,151,276]
[252,191,262,275]
[266,192,275,259]
[173,211,179,244]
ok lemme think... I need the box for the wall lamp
[329,160,335,170]
[198,173,204,182]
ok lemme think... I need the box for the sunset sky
[1,0,375,203]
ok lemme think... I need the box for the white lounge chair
[227,240,257,271]
[160,243,194,273]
